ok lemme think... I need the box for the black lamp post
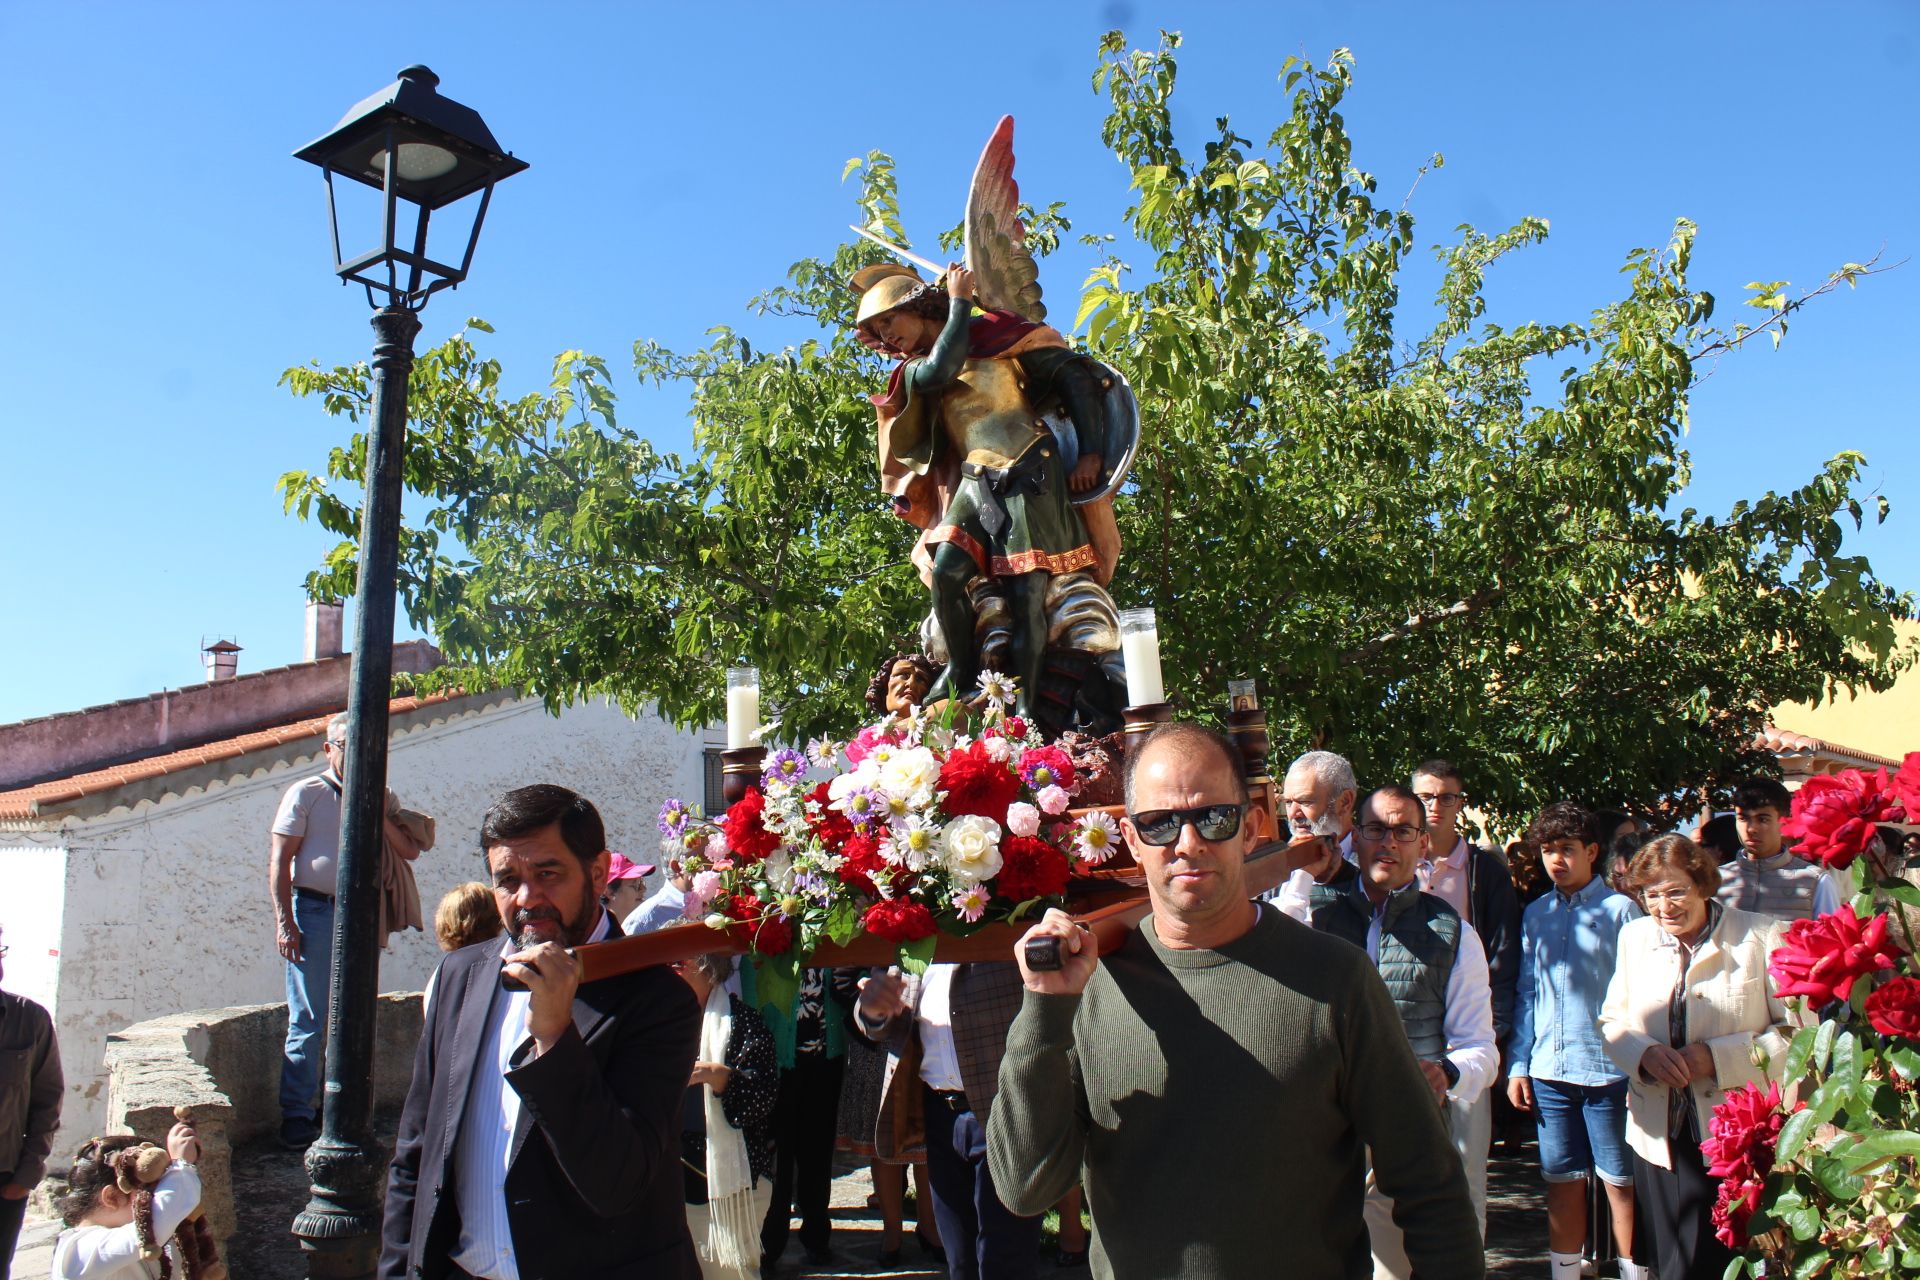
[290,65,525,1278]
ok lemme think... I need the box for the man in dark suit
[381,784,701,1280]
[854,961,1039,1280]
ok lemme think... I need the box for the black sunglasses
[1128,804,1244,847]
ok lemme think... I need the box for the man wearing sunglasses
[1311,786,1498,1277]
[987,724,1482,1279]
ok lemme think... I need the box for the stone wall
[101,992,424,1246]
[1,694,709,1158]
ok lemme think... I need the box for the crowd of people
[4,720,1906,1280]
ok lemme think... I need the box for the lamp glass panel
[370,142,460,182]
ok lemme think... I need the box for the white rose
[942,814,1004,883]
[879,747,941,805]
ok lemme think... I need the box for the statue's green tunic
[882,297,1098,577]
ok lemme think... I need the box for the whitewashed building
[0,610,717,1158]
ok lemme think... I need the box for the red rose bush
[1704,764,1920,1279]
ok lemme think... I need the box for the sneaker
[280,1116,321,1149]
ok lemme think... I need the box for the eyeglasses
[325,739,346,750]
[1129,804,1244,847]
[1641,890,1698,908]
[1358,822,1425,844]
[1413,791,1465,807]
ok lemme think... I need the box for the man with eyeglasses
[1410,759,1520,1232]
[988,724,1482,1278]
[1310,785,1498,1277]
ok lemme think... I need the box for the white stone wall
[0,695,707,1159]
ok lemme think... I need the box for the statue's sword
[848,224,948,279]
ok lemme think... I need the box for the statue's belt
[962,449,1050,538]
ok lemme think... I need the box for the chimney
[202,638,242,682]
[305,600,345,661]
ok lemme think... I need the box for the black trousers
[0,1189,25,1274]
[1633,1136,1735,1280]
[761,1053,844,1259]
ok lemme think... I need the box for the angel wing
[964,116,1046,323]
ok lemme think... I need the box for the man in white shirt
[381,784,701,1280]
[854,962,1040,1279]
[1308,786,1498,1278]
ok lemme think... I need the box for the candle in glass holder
[725,666,761,749]
[1117,609,1165,706]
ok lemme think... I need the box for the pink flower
[1768,905,1900,1004]
[951,884,988,924]
[1037,784,1071,815]
[1006,802,1041,838]
[847,725,897,767]
[1701,1079,1793,1181]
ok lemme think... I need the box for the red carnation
[724,893,793,955]
[993,835,1072,902]
[837,834,886,897]
[722,787,782,863]
[1768,905,1900,1005]
[862,898,937,943]
[1003,716,1028,739]
[1780,767,1906,870]
[938,740,1021,823]
[805,781,855,853]
[1701,1080,1793,1181]
[1017,745,1078,795]
[1867,975,1920,1040]
[1711,1175,1767,1250]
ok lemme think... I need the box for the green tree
[280,33,1911,824]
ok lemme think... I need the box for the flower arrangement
[653,683,1120,1001]
[1706,753,1920,1277]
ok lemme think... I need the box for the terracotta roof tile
[0,691,463,822]
[1755,723,1901,770]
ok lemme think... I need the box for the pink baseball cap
[606,852,656,881]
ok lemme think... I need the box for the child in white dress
[51,1121,202,1280]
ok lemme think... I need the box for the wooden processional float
[564,699,1292,984]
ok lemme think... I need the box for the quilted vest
[1716,852,1825,923]
[1311,879,1462,1060]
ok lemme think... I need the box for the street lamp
[290,65,526,1278]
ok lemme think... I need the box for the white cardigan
[1598,905,1793,1169]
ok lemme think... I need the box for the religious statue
[850,117,1139,739]
[864,650,939,730]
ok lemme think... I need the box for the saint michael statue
[849,117,1139,739]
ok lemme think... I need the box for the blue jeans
[280,890,335,1122]
[1533,1077,1632,1186]
[922,1087,1042,1280]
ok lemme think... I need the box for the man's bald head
[1123,722,1248,812]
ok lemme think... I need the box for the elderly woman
[678,952,778,1280]
[1599,834,1792,1280]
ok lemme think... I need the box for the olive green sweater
[986,907,1483,1279]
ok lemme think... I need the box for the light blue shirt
[1508,877,1642,1086]
[623,882,688,935]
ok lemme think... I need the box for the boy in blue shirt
[1507,801,1647,1280]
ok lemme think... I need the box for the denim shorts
[1532,1077,1632,1186]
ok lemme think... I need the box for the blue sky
[1,2,1914,726]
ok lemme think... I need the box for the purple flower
[762,748,809,788]
[657,798,692,838]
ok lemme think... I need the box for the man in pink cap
[602,852,656,929]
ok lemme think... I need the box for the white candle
[725,668,760,749]
[1117,609,1164,706]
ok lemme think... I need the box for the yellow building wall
[1770,618,1920,763]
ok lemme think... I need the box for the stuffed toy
[103,1107,227,1280]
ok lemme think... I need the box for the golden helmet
[852,263,929,328]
